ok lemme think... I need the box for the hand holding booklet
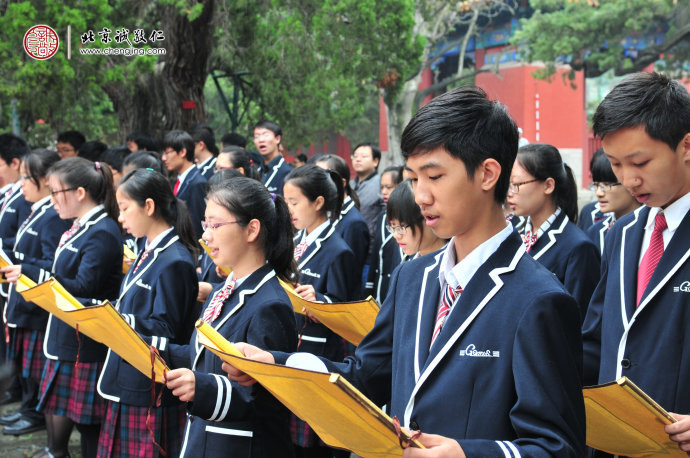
[195,319,424,457]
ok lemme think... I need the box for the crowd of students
[0,70,688,458]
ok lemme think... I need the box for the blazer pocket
[203,425,253,457]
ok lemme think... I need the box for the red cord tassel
[146,345,167,456]
[392,416,422,449]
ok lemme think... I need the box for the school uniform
[583,194,690,423]
[261,155,292,195]
[364,210,403,304]
[519,209,600,321]
[585,214,614,256]
[197,156,217,180]
[0,183,32,303]
[38,205,123,425]
[333,198,369,295]
[4,197,70,423]
[175,165,208,239]
[577,201,604,231]
[157,264,297,458]
[276,225,586,457]
[97,229,198,458]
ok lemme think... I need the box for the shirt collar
[524,207,562,238]
[198,156,215,169]
[302,219,330,246]
[144,227,174,251]
[0,183,14,195]
[177,164,195,187]
[646,190,690,233]
[438,222,513,290]
[31,195,52,212]
[79,204,105,225]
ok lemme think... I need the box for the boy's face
[405,147,484,240]
[161,147,186,173]
[602,126,690,209]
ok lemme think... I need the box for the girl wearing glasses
[282,164,357,458]
[0,149,69,437]
[506,143,600,321]
[586,150,641,255]
[37,157,123,458]
[386,179,446,260]
[162,177,298,457]
[96,169,199,458]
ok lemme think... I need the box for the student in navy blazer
[96,169,200,458]
[40,158,123,458]
[2,150,68,435]
[583,72,690,454]
[161,130,208,239]
[365,209,403,303]
[163,177,298,458]
[506,143,600,321]
[0,134,31,255]
[254,120,292,195]
[224,86,586,458]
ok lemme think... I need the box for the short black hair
[0,133,30,165]
[78,141,108,162]
[381,165,404,185]
[220,132,247,148]
[253,120,282,139]
[295,153,308,163]
[593,72,690,151]
[191,127,219,156]
[122,151,164,173]
[590,148,617,183]
[100,146,130,172]
[401,86,518,204]
[386,180,424,236]
[163,130,195,162]
[23,148,60,188]
[57,130,86,150]
[352,142,382,165]
[125,131,159,152]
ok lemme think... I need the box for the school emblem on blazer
[673,281,690,293]
[300,268,321,279]
[459,344,500,358]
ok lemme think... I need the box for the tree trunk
[382,73,423,168]
[104,0,216,142]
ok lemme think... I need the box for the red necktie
[523,230,538,252]
[636,213,667,305]
[173,179,180,196]
[293,240,309,260]
[58,220,81,247]
[202,278,236,323]
[431,284,463,347]
[18,210,36,233]
[132,250,151,274]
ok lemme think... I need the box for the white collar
[0,183,15,194]
[646,191,690,234]
[224,271,248,290]
[144,227,174,251]
[176,163,195,187]
[438,223,513,290]
[301,219,330,246]
[524,207,562,238]
[30,195,52,212]
[79,204,105,225]
[198,156,215,169]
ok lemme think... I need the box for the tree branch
[416,67,494,101]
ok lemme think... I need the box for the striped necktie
[202,278,236,323]
[636,213,667,305]
[431,284,463,348]
[58,220,81,247]
[293,240,309,260]
[132,250,151,274]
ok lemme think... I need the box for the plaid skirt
[98,400,187,458]
[38,358,105,424]
[8,327,46,381]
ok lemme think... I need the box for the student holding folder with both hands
[223,86,586,457]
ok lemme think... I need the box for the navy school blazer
[364,210,403,304]
[261,156,292,196]
[98,231,198,407]
[583,205,690,415]
[333,198,369,294]
[156,265,297,458]
[43,208,123,362]
[521,211,601,321]
[198,157,217,181]
[5,200,71,329]
[176,166,208,240]
[293,223,357,360]
[275,231,585,457]
[577,200,604,231]
[585,215,614,256]
[0,184,32,253]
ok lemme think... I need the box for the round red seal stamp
[23,25,59,60]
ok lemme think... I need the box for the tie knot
[654,212,668,232]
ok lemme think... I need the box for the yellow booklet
[195,319,423,457]
[584,377,683,457]
[0,249,37,292]
[20,278,168,383]
[122,244,136,274]
[278,279,379,346]
[198,238,232,277]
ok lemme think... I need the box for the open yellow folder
[122,244,136,274]
[278,279,379,346]
[198,238,232,277]
[195,320,423,457]
[0,249,37,292]
[584,377,683,457]
[20,278,168,383]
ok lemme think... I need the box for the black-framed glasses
[201,220,240,232]
[508,179,538,194]
[589,182,622,192]
[50,187,77,196]
[386,223,409,236]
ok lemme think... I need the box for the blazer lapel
[531,211,568,261]
[620,207,647,323]
[297,223,334,269]
[413,252,443,380]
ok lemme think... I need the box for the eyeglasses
[253,132,273,140]
[589,182,622,192]
[50,187,77,196]
[19,175,32,181]
[508,179,538,194]
[386,223,409,236]
[57,148,75,155]
[201,220,240,232]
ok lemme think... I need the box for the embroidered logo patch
[673,281,690,293]
[301,268,321,279]
[459,344,499,358]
